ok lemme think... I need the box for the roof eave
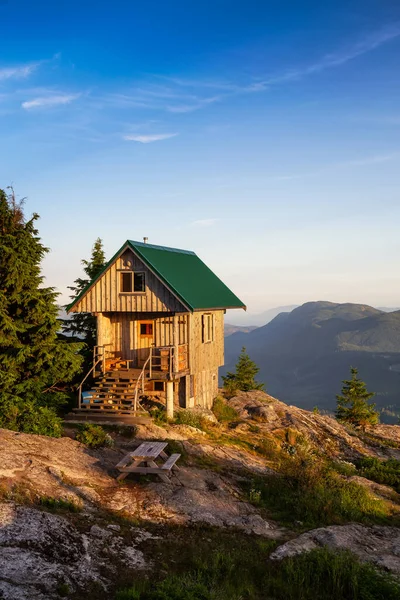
[193,305,247,311]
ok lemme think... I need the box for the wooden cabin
[67,240,245,419]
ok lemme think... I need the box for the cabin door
[137,320,154,367]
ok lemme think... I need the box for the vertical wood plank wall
[71,249,185,313]
[97,312,189,362]
[189,310,224,409]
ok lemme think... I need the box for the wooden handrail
[133,352,152,412]
[78,356,103,409]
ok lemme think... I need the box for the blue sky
[1,0,399,322]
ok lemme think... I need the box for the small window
[154,381,165,392]
[140,322,153,336]
[119,271,145,293]
[121,271,132,293]
[134,272,145,292]
[202,314,214,343]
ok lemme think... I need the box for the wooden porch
[69,343,189,421]
[94,343,189,379]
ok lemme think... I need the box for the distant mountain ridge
[223,301,400,422]
[225,305,298,327]
[224,324,258,337]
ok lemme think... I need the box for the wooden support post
[166,381,174,419]
[184,374,191,408]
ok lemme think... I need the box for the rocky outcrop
[228,391,400,460]
[0,502,151,600]
[0,428,279,536]
[271,524,400,573]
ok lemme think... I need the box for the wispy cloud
[0,54,61,83]
[94,24,400,117]
[167,95,222,113]
[0,61,41,81]
[191,218,218,227]
[148,22,400,113]
[123,132,178,143]
[22,93,80,110]
[248,22,400,91]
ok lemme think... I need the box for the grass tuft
[212,396,239,423]
[116,545,400,600]
[174,410,208,431]
[38,495,81,512]
[244,454,393,528]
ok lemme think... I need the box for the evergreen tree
[336,367,379,430]
[63,238,106,347]
[222,347,265,395]
[0,188,84,434]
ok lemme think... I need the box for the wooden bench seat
[161,453,181,471]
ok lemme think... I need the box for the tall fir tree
[63,238,107,347]
[222,347,265,395]
[336,366,379,430]
[0,189,84,434]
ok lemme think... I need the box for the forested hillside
[224,302,400,421]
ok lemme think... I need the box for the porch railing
[78,344,111,409]
[149,343,188,377]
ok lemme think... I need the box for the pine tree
[0,188,84,434]
[336,366,379,430]
[222,347,265,395]
[63,238,106,347]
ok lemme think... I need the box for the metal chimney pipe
[143,237,148,244]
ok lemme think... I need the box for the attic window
[202,313,214,343]
[120,271,145,293]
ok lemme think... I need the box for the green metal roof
[67,240,246,313]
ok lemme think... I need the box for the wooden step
[94,386,138,392]
[65,410,151,425]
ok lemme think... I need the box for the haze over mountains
[224,302,400,423]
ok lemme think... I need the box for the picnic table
[116,441,181,483]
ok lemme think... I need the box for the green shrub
[265,547,400,600]
[212,397,239,423]
[150,407,167,427]
[330,460,357,477]
[356,457,400,492]
[174,410,207,430]
[245,457,390,528]
[75,423,113,448]
[116,546,400,600]
[38,496,81,513]
[104,424,138,438]
[0,398,62,437]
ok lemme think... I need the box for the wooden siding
[188,310,224,409]
[97,312,189,364]
[189,310,224,374]
[194,368,219,409]
[96,313,113,348]
[71,248,186,313]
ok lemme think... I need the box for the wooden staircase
[65,344,187,425]
[66,367,152,424]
